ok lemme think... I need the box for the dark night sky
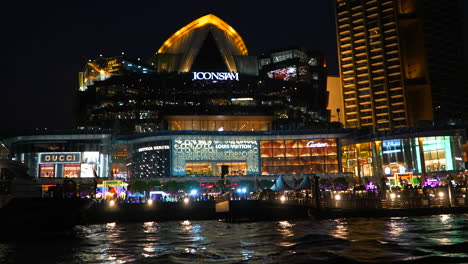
[4,0,468,136]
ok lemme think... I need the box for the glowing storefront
[260,139,338,175]
[341,130,466,180]
[4,128,465,182]
[124,131,347,178]
[3,131,113,180]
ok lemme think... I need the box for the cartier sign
[40,152,81,164]
[306,141,329,148]
[193,72,239,81]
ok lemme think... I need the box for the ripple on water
[0,215,467,264]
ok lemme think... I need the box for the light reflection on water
[1,214,467,263]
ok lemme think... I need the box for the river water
[1,214,467,264]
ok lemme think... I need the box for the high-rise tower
[335,0,467,132]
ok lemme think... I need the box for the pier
[81,185,468,223]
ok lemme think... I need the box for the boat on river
[0,159,93,237]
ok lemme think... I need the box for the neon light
[138,145,170,152]
[306,141,328,148]
[215,143,253,149]
[193,72,239,81]
[231,98,253,101]
[383,149,401,154]
[366,181,376,190]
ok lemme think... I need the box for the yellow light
[438,192,444,198]
[147,199,153,205]
[390,193,396,199]
[335,194,341,200]
[183,197,189,203]
[157,14,248,55]
[280,195,286,202]
[109,200,115,207]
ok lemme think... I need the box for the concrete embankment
[83,200,468,224]
[85,201,219,223]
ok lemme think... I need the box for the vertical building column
[417,137,427,180]
[373,140,385,186]
[337,138,343,175]
[355,143,362,185]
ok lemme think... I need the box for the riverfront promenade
[83,186,468,223]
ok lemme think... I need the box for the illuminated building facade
[335,0,468,132]
[3,128,465,184]
[3,130,114,182]
[341,128,466,182]
[4,14,465,187]
[326,75,344,123]
[77,14,329,134]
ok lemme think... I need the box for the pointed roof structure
[295,175,312,191]
[157,14,248,73]
[270,175,293,192]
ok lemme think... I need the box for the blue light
[190,189,198,196]
[237,188,247,194]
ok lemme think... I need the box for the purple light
[423,178,440,188]
[366,181,375,190]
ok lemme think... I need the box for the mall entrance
[185,161,247,176]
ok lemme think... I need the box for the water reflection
[106,222,116,230]
[386,217,409,241]
[240,249,255,260]
[439,214,450,223]
[141,222,159,258]
[330,219,349,240]
[2,215,467,264]
[276,221,296,247]
[277,220,295,237]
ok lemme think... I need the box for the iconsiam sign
[192,72,239,81]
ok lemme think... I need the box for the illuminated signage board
[306,141,329,148]
[215,143,253,149]
[39,152,81,164]
[382,139,402,154]
[172,138,259,176]
[193,72,239,81]
[138,145,170,152]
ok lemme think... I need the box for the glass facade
[380,138,418,175]
[171,136,260,176]
[4,129,465,181]
[260,139,338,175]
[168,120,271,131]
[342,142,373,177]
[6,133,113,179]
[418,136,464,173]
[128,140,171,178]
[342,134,465,179]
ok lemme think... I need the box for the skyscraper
[335,0,467,132]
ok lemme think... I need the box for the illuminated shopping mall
[2,14,467,189]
